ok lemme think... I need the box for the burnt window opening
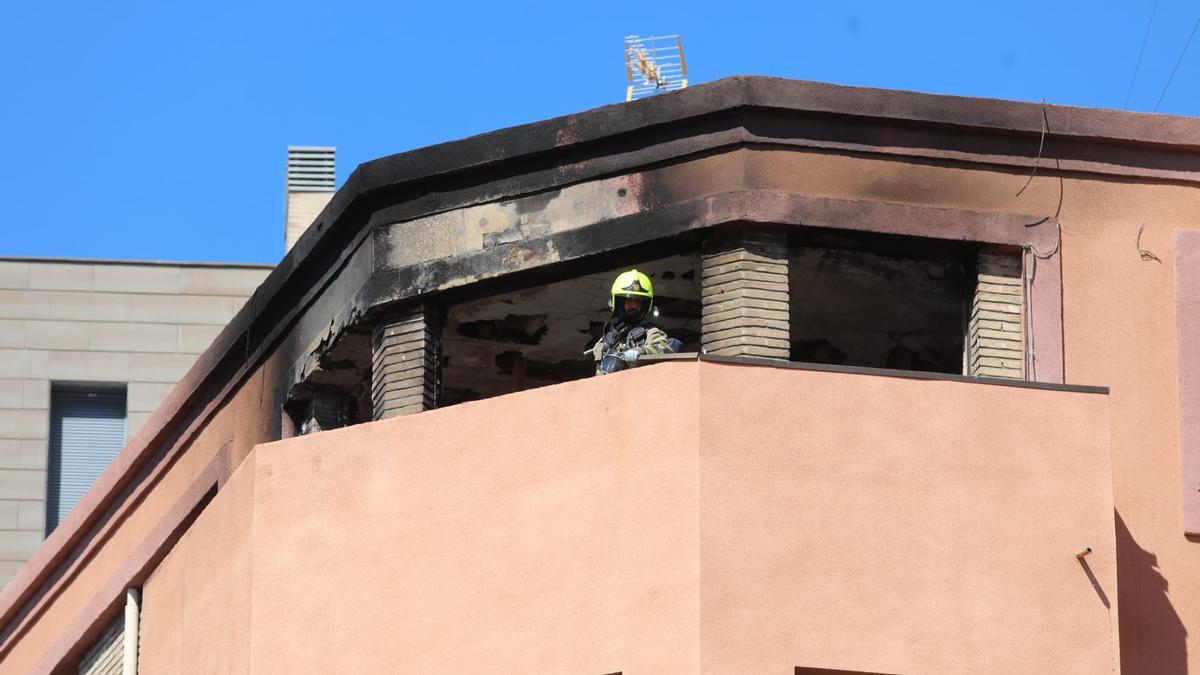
[284,391,366,436]
[787,230,977,375]
[283,228,1012,431]
[283,318,376,435]
[439,253,701,407]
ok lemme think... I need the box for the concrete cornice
[348,77,1200,200]
[286,76,1200,288]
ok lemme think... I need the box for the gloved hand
[620,349,640,364]
[590,340,605,361]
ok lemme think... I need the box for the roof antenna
[624,35,688,102]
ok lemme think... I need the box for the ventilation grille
[287,146,336,192]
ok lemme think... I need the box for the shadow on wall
[1116,511,1187,674]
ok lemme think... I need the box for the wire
[1137,224,1162,262]
[1125,0,1160,109]
[1028,223,1063,260]
[1016,99,1048,197]
[1155,14,1200,112]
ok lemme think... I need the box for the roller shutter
[47,386,127,534]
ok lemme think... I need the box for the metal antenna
[624,35,688,102]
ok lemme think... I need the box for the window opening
[439,253,701,406]
[788,230,974,375]
[47,383,127,534]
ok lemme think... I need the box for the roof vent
[286,146,336,192]
[285,146,336,253]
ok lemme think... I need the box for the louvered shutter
[78,614,123,675]
[47,386,127,534]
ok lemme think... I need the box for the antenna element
[624,35,688,102]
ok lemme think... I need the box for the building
[0,77,1196,673]
[0,260,270,587]
[0,147,335,590]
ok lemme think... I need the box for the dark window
[46,384,127,534]
[789,230,973,375]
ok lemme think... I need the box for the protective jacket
[592,321,680,375]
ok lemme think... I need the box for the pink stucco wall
[695,362,1114,673]
[139,360,1114,674]
[1174,229,1200,535]
[1052,179,1200,674]
[137,449,255,672]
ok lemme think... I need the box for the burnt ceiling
[440,254,701,406]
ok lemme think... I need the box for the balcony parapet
[639,352,1107,395]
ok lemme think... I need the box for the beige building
[0,146,334,589]
[0,259,270,585]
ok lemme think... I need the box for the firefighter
[591,269,681,375]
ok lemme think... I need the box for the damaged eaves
[289,307,374,420]
[334,78,1200,267]
[287,221,995,419]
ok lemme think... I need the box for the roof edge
[283,75,1200,276]
[0,256,275,269]
[350,75,1200,199]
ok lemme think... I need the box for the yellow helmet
[609,269,654,322]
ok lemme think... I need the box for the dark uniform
[593,322,679,374]
[592,269,681,375]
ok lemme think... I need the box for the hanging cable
[1154,14,1200,112]
[1028,223,1063,260]
[1137,224,1162,262]
[1125,0,1160,109]
[1016,99,1048,197]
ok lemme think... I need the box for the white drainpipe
[123,588,140,675]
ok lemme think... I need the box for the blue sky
[2,0,1198,264]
